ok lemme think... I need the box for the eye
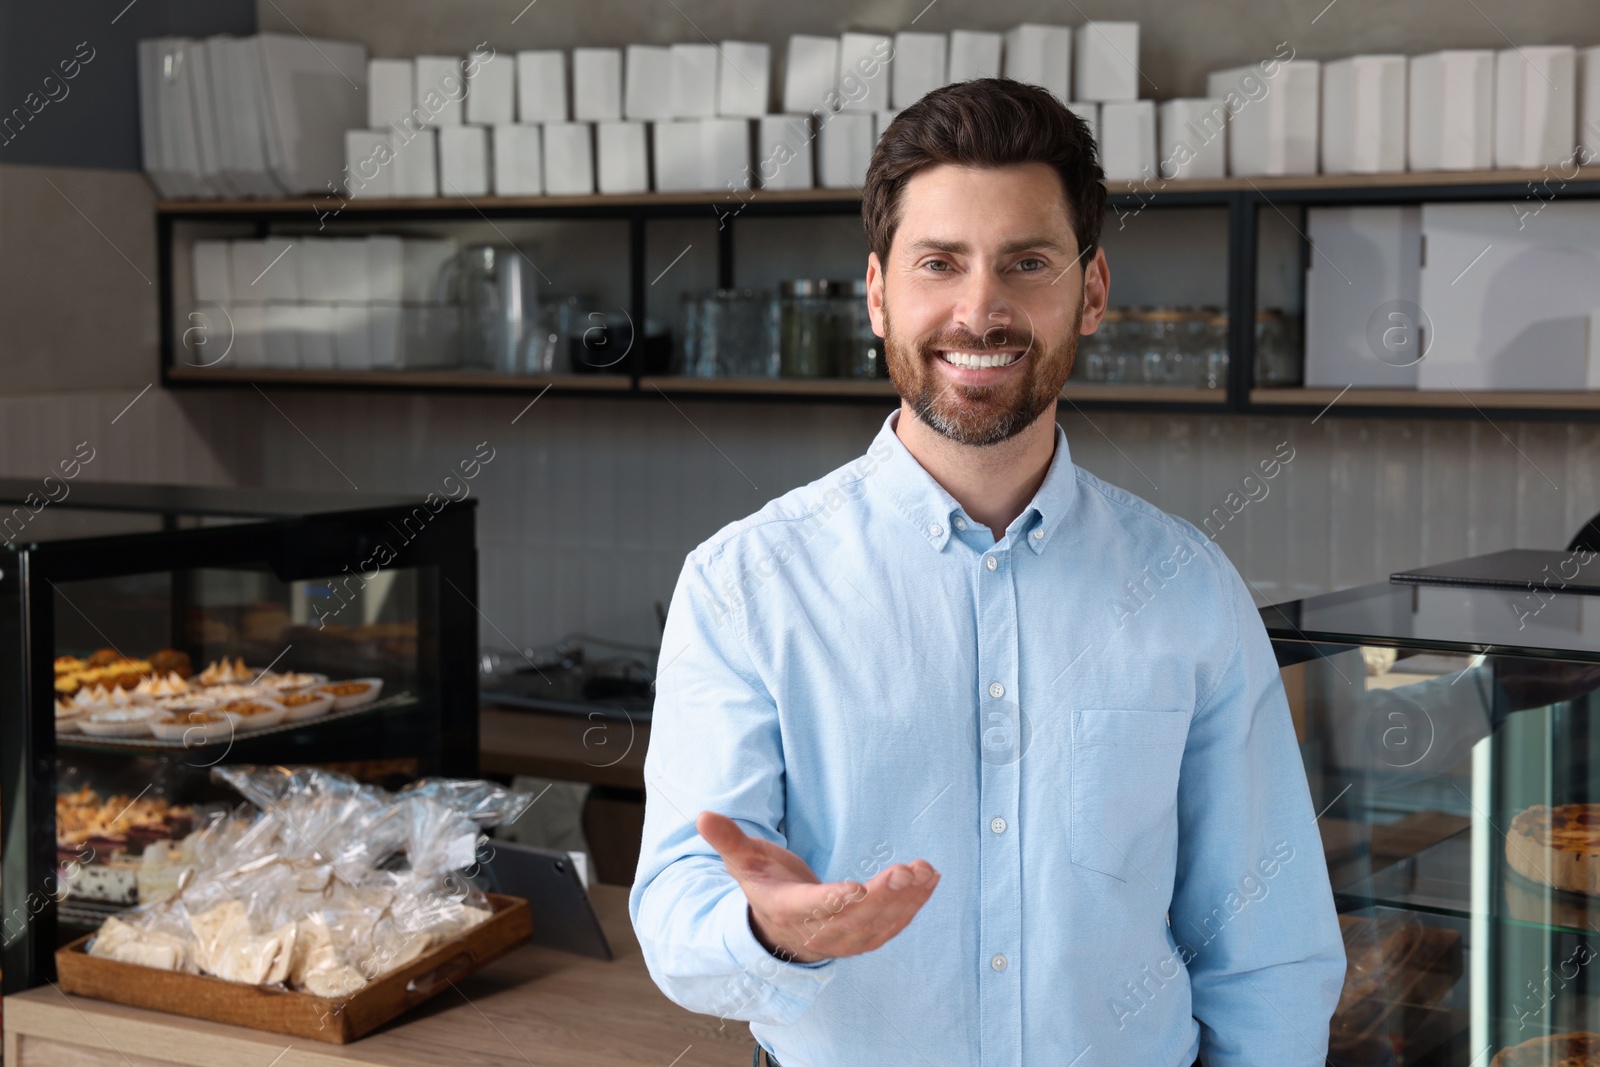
[923,259,952,273]
[1015,258,1046,273]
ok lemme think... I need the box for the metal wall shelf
[156,165,1600,419]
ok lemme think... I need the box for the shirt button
[1032,528,1044,540]
[990,816,1007,834]
[985,556,997,572]
[953,517,967,530]
[928,523,942,538]
[991,953,1008,971]
[988,681,1004,699]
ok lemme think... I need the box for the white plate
[149,712,240,743]
[79,707,164,738]
[56,714,83,734]
[317,678,383,711]
[262,671,329,694]
[277,692,335,722]
[217,698,288,732]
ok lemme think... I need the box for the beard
[883,295,1084,447]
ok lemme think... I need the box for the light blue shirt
[630,410,1345,1067]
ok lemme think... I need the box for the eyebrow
[904,235,1072,257]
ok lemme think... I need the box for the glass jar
[1111,308,1145,385]
[837,279,886,379]
[675,290,706,376]
[1141,308,1186,385]
[706,288,771,377]
[1202,310,1230,390]
[1079,307,1121,382]
[779,279,837,378]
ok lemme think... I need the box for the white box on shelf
[672,44,720,118]
[818,111,873,188]
[391,127,438,197]
[597,120,648,194]
[948,30,1002,83]
[1495,45,1577,168]
[1303,206,1423,388]
[1067,101,1100,147]
[718,41,770,116]
[1100,100,1156,182]
[344,131,394,198]
[192,240,232,305]
[1418,201,1600,390]
[235,237,300,302]
[368,59,414,130]
[891,32,947,109]
[1581,47,1600,158]
[573,48,622,121]
[333,304,373,369]
[784,35,840,114]
[1408,51,1495,171]
[652,119,700,193]
[542,122,595,194]
[366,236,404,303]
[756,115,814,189]
[1206,60,1319,175]
[1003,24,1071,105]
[1158,99,1226,179]
[517,50,567,123]
[414,56,465,125]
[704,117,751,190]
[401,238,457,304]
[439,125,489,197]
[298,303,337,369]
[1074,21,1139,102]
[231,303,267,368]
[264,303,299,368]
[1321,55,1407,174]
[465,47,515,125]
[493,124,544,195]
[369,304,402,369]
[837,32,893,113]
[874,109,901,143]
[299,237,367,303]
[624,45,673,121]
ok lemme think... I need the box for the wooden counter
[2,885,752,1067]
[479,706,648,791]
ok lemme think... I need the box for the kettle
[434,244,546,374]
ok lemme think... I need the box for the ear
[866,252,886,339]
[1079,247,1110,335]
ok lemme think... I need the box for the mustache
[918,327,1034,353]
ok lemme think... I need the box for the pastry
[1491,1033,1600,1067]
[1507,805,1600,895]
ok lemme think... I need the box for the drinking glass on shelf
[1202,310,1230,390]
[674,291,706,376]
[1141,308,1186,385]
[1111,308,1144,385]
[1079,308,1121,382]
[717,288,774,377]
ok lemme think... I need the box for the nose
[951,272,1015,348]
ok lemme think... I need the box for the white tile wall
[3,389,1596,652]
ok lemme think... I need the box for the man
[630,78,1345,1066]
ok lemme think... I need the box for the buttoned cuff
[715,889,836,1023]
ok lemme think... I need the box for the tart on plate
[149,708,238,742]
[316,678,383,710]
[1507,805,1600,895]
[277,690,334,722]
[1491,1032,1600,1067]
[79,705,165,738]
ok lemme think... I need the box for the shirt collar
[864,409,1074,554]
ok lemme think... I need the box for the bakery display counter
[1266,567,1600,1064]
[3,883,752,1067]
[1,481,479,995]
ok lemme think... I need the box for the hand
[696,811,940,964]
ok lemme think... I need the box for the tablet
[479,840,615,960]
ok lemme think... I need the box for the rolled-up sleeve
[1169,546,1347,1066]
[628,552,837,1024]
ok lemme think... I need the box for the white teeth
[939,350,1021,369]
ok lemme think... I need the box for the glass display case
[1,480,478,993]
[1265,569,1600,1065]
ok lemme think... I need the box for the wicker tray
[54,893,532,1044]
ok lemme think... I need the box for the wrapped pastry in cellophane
[87,766,533,998]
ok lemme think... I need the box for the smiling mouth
[937,350,1025,369]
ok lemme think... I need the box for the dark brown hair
[862,78,1106,268]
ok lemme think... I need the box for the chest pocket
[1070,709,1190,882]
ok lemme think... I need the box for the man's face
[866,162,1108,447]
